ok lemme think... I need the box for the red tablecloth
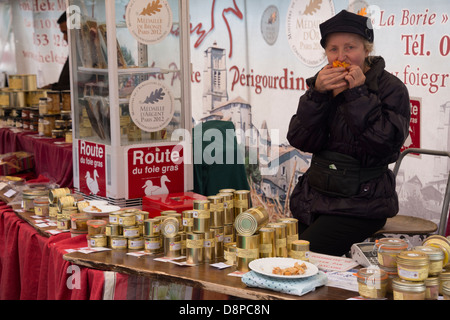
[0,202,184,300]
[0,128,73,188]
[0,203,107,300]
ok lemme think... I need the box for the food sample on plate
[90,206,102,212]
[272,262,308,276]
[332,60,350,69]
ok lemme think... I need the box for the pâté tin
[89,234,107,248]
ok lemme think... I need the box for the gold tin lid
[160,210,177,216]
[160,217,180,238]
[414,246,445,261]
[392,278,426,292]
[397,251,430,266]
[423,235,450,266]
[219,188,236,194]
[292,240,310,251]
[207,195,224,211]
[193,200,210,211]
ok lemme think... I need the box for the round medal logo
[286,0,335,67]
[129,80,175,133]
[261,5,280,46]
[126,0,173,45]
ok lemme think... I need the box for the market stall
[1,177,450,301]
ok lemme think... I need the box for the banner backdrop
[10,0,68,88]
[189,0,450,230]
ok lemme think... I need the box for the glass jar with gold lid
[397,251,430,281]
[438,271,450,295]
[356,267,388,299]
[376,238,408,268]
[414,246,444,276]
[392,278,426,300]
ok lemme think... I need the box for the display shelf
[67,0,192,205]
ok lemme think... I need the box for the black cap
[319,10,374,48]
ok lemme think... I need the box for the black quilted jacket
[288,56,411,225]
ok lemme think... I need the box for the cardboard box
[0,152,34,176]
[142,192,207,218]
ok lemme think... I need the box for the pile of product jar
[356,236,450,300]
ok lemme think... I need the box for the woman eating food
[287,10,411,256]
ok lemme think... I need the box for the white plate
[83,205,121,214]
[248,258,319,279]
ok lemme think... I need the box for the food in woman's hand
[332,60,350,69]
[272,262,308,276]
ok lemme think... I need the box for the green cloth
[193,120,250,196]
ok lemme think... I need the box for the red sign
[127,145,184,199]
[78,141,106,197]
[402,98,421,152]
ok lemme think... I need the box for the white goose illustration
[85,170,100,195]
[142,175,170,196]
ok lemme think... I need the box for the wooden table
[63,249,358,300]
[4,198,359,301]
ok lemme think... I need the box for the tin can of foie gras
[193,200,210,233]
[160,217,180,238]
[145,236,162,254]
[186,232,205,265]
[182,210,195,232]
[88,234,107,248]
[213,226,224,259]
[144,218,160,237]
[223,224,235,244]
[236,234,259,272]
[224,242,237,266]
[267,223,288,258]
[277,218,299,253]
[49,187,71,203]
[164,234,182,258]
[233,190,250,218]
[216,192,234,225]
[259,227,276,258]
[234,206,269,236]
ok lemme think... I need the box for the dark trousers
[298,214,387,256]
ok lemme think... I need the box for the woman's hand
[344,65,366,89]
[315,65,349,95]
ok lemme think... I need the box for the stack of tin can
[0,74,72,140]
[104,209,149,250]
[0,74,43,131]
[232,203,302,272]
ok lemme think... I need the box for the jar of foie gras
[356,268,388,299]
[424,277,440,300]
[396,251,430,282]
[443,281,450,300]
[392,278,426,300]
[376,238,408,268]
[413,246,444,276]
